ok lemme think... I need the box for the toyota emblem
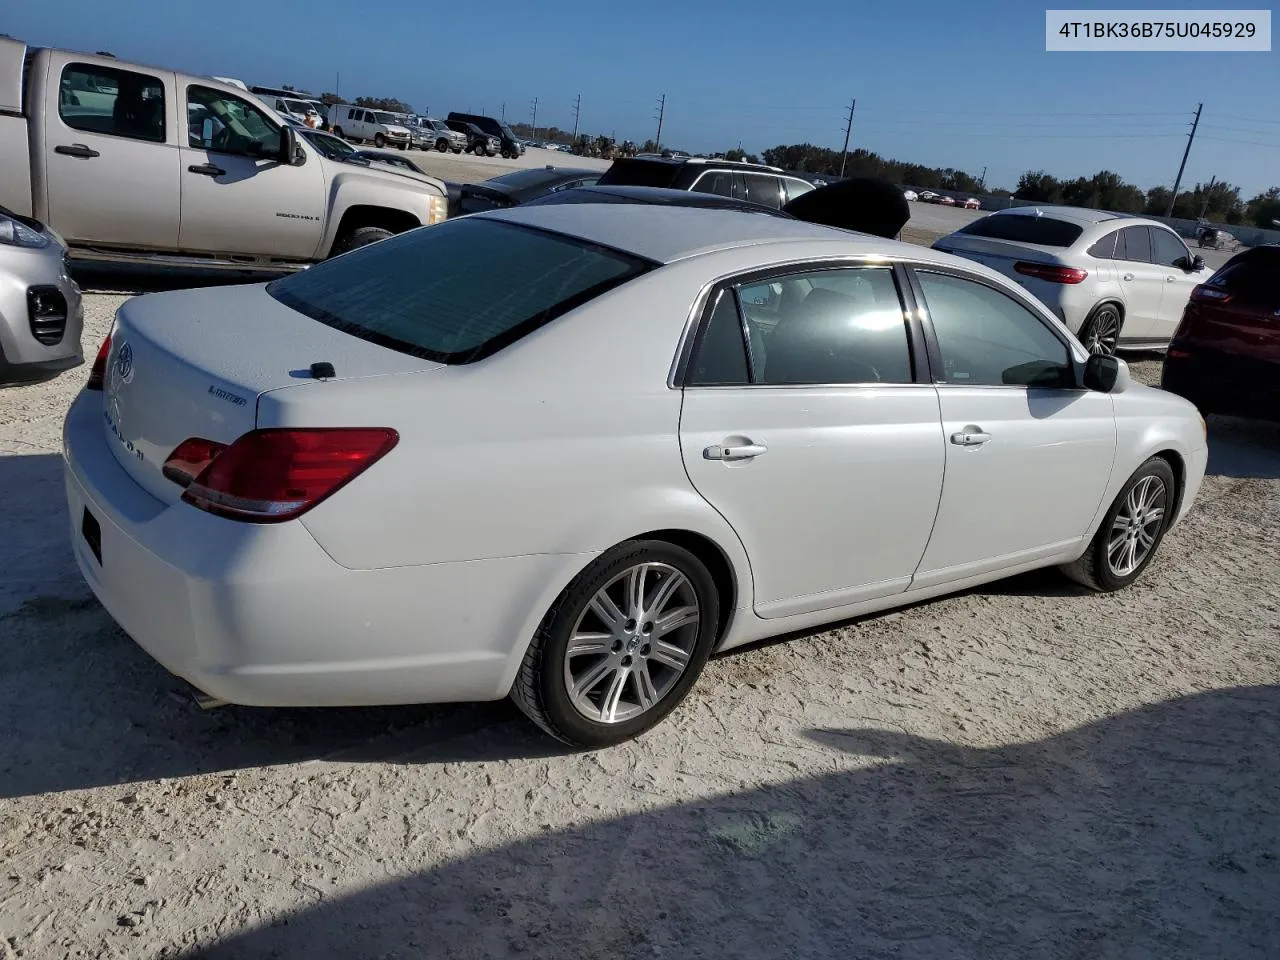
[114,342,134,383]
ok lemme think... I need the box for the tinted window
[916,272,1072,388]
[784,178,815,203]
[1150,228,1189,267]
[597,159,680,188]
[59,63,165,143]
[267,219,652,363]
[1117,226,1152,263]
[737,268,912,385]
[1087,232,1117,259]
[688,291,750,385]
[1211,252,1280,299]
[958,215,1084,247]
[187,87,281,158]
[743,174,783,208]
[693,171,736,198]
[486,168,567,189]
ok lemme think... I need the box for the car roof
[482,202,953,265]
[990,205,1140,226]
[521,184,791,216]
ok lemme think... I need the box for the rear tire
[1061,457,1177,592]
[510,540,721,748]
[334,225,395,256]
[1079,303,1123,356]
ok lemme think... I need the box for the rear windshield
[958,214,1084,247]
[486,168,563,189]
[1210,249,1280,297]
[597,159,680,189]
[267,219,653,363]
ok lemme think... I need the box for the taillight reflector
[174,428,398,523]
[1190,285,1233,303]
[162,437,227,488]
[1014,262,1088,284]
[86,332,112,390]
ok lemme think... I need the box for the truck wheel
[335,226,395,256]
[374,133,387,148]
[436,138,449,152]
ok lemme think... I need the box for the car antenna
[309,361,336,380]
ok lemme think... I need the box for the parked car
[444,120,501,157]
[903,190,918,201]
[1162,244,1280,421]
[597,156,815,210]
[933,207,1211,355]
[407,117,467,153]
[446,112,525,159]
[327,104,411,149]
[0,40,446,268]
[456,167,602,215]
[0,205,83,385]
[919,191,938,202]
[63,198,1206,747]
[523,184,794,217]
[937,195,956,206]
[961,197,981,210]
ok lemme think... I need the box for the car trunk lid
[98,283,441,505]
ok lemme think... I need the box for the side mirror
[279,125,306,166]
[1082,354,1121,393]
[1192,254,1205,271]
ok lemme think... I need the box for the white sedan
[63,202,1208,747]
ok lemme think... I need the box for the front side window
[690,267,912,386]
[267,219,653,363]
[187,86,281,158]
[916,272,1073,388]
[1150,227,1189,267]
[59,63,166,143]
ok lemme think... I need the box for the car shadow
[1206,415,1280,480]
[190,686,1280,959]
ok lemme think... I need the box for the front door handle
[704,441,768,461]
[1166,276,1176,283]
[950,426,992,447]
[1122,272,1136,281]
[187,163,226,177]
[55,143,100,158]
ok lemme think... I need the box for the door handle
[55,143,100,158]
[187,163,226,177]
[1166,276,1176,283]
[1122,273,1135,281]
[950,426,992,447]
[704,441,768,461]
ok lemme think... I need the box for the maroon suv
[1162,245,1280,422]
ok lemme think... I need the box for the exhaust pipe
[187,683,228,710]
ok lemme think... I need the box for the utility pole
[979,166,988,191]
[571,94,581,141]
[1198,174,1216,219]
[654,94,666,150]
[1166,102,1203,218]
[500,102,505,121]
[335,71,340,97]
[838,97,856,178]
[531,97,538,139]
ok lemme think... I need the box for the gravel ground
[1,218,1277,959]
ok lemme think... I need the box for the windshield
[266,219,654,364]
[374,112,400,125]
[597,159,681,189]
[284,100,314,114]
[301,129,358,159]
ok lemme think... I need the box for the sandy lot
[1,212,1277,959]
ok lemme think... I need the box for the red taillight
[1014,262,1088,284]
[1167,347,1193,359]
[86,332,112,390]
[162,437,227,488]
[1190,284,1233,304]
[172,428,398,523]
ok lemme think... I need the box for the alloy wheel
[1107,475,1168,577]
[562,562,700,724]
[1084,308,1121,356]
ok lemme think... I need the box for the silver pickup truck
[0,39,448,269]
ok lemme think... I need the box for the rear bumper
[1162,347,1280,422]
[62,391,581,707]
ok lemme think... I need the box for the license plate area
[81,507,102,565]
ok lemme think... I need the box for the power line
[1199,123,1280,138]
[1200,135,1280,149]
[1212,113,1280,125]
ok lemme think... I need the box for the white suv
[934,207,1211,355]
[328,105,411,149]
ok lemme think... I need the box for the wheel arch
[1150,448,1187,523]
[325,205,421,256]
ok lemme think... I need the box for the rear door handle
[704,441,768,461]
[950,426,992,447]
[187,163,226,177]
[55,143,100,158]
[1166,276,1176,283]
[1122,273,1136,281]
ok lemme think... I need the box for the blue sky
[6,0,1278,195]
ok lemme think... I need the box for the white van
[328,105,411,149]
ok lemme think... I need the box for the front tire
[374,133,386,148]
[333,225,395,256]
[436,138,449,152]
[1061,457,1177,592]
[1079,303,1122,356]
[474,144,487,157]
[511,540,721,748]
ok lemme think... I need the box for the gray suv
[0,207,82,386]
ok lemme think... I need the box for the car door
[907,268,1117,588]
[1111,225,1165,340]
[178,84,326,260]
[44,59,181,249]
[1149,225,1208,340]
[679,264,946,619]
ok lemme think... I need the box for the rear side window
[1117,226,1152,263]
[1087,232,1117,259]
[267,219,653,363]
[688,291,750,385]
[59,63,166,143]
[598,159,680,188]
[784,178,815,203]
[958,215,1083,247]
[693,171,736,199]
[743,174,783,208]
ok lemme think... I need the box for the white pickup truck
[0,39,448,269]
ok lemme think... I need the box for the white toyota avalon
[63,200,1208,747]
